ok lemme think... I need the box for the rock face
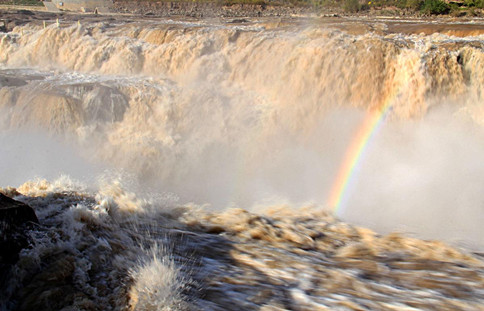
[0,193,38,230]
[0,193,38,291]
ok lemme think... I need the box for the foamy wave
[3,178,483,310]
[1,178,193,310]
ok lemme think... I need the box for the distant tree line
[321,0,483,15]
[266,0,483,15]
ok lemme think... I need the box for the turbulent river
[0,14,484,310]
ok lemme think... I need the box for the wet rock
[0,193,38,264]
[0,193,39,297]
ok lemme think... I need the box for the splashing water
[1,16,484,310]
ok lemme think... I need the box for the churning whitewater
[0,16,484,310]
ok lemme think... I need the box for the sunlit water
[1,17,483,310]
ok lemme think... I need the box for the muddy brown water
[0,11,483,310]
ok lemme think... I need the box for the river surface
[0,15,483,310]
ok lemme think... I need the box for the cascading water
[0,16,483,310]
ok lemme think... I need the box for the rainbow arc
[327,101,394,215]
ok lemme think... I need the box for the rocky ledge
[0,192,38,294]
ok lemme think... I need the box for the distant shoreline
[112,0,484,18]
[0,2,483,35]
[0,0,483,18]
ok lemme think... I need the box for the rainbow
[327,102,393,215]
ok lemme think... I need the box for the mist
[334,107,484,250]
[0,21,483,251]
[2,96,482,250]
[0,130,102,188]
[151,105,484,250]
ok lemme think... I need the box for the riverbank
[0,0,483,18]
[1,5,484,36]
[112,0,484,17]
[1,10,484,310]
